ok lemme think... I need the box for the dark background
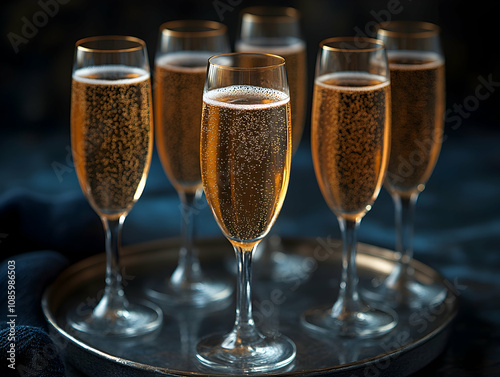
[1,0,499,138]
[1,0,499,254]
[1,0,499,376]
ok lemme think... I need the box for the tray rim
[42,236,458,376]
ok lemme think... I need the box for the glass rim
[75,35,146,53]
[320,37,386,53]
[241,6,301,23]
[377,21,440,38]
[159,19,227,37]
[208,52,286,71]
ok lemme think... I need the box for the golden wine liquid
[311,72,390,221]
[155,52,210,194]
[71,65,153,219]
[236,38,306,153]
[385,51,445,197]
[201,85,291,249]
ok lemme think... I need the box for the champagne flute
[364,21,446,307]
[196,53,296,372]
[148,20,233,307]
[69,36,162,337]
[302,37,397,338]
[236,6,307,154]
[235,6,307,281]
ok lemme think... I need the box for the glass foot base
[196,331,296,373]
[363,268,448,309]
[68,299,163,338]
[301,304,397,339]
[145,276,233,309]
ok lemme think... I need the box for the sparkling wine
[384,51,445,197]
[201,85,291,247]
[155,52,211,193]
[312,72,390,220]
[71,65,152,218]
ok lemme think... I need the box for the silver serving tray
[42,237,458,376]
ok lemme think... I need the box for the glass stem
[394,193,418,264]
[231,245,263,345]
[94,215,128,315]
[170,190,202,290]
[331,217,363,319]
[384,192,419,289]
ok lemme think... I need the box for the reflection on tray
[43,238,458,376]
